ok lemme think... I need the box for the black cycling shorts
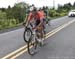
[35,20,40,26]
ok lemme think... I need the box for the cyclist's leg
[35,20,42,42]
[36,28,44,44]
[42,18,46,34]
[41,24,45,44]
[46,17,51,26]
[37,20,44,45]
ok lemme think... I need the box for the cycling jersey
[27,11,45,31]
[38,10,45,19]
[28,11,44,21]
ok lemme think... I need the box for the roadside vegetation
[0,2,75,30]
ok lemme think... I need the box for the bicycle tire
[27,36,38,55]
[23,27,32,43]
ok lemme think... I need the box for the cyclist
[42,6,50,26]
[23,4,35,25]
[38,8,46,33]
[24,6,45,44]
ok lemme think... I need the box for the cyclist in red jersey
[25,7,45,44]
[28,7,44,30]
[38,8,47,33]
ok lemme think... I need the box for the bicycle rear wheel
[27,35,38,55]
[23,27,32,43]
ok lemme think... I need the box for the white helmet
[29,6,34,11]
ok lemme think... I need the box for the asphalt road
[0,16,75,58]
[17,17,75,59]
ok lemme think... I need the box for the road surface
[17,17,75,59]
[0,16,75,59]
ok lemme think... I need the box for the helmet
[29,4,35,11]
[33,7,37,11]
[29,6,37,12]
[29,7,34,11]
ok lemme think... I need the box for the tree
[67,3,72,7]
[73,2,75,6]
[63,3,71,11]
[11,2,29,23]
[8,5,11,9]
[0,8,6,12]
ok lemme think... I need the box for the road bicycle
[23,6,48,55]
[23,22,45,55]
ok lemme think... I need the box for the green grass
[0,19,19,30]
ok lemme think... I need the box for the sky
[0,0,75,8]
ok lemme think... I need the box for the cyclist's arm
[23,15,28,24]
[24,13,32,26]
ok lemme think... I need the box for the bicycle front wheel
[23,27,32,43]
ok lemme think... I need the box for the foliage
[0,2,75,30]
[0,2,29,30]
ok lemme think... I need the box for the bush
[0,19,18,30]
[49,10,56,17]
[0,10,7,19]
[49,9,60,17]
[60,13,67,16]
